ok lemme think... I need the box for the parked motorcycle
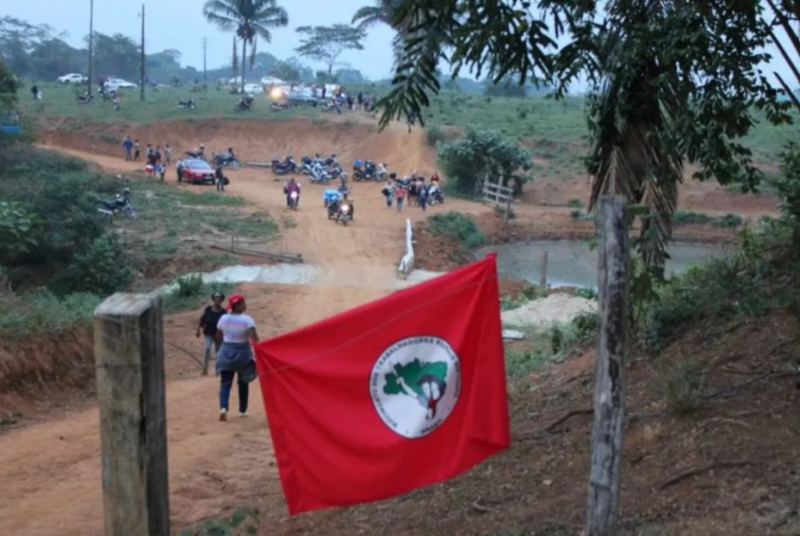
[213,151,240,170]
[308,163,332,184]
[352,160,387,181]
[320,102,341,114]
[234,95,254,112]
[178,98,197,110]
[97,192,137,219]
[271,156,298,175]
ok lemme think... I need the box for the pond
[476,240,729,289]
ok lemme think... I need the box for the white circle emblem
[370,336,461,439]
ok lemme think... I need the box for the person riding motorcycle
[284,178,301,207]
[339,193,354,221]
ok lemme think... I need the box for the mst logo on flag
[370,336,461,439]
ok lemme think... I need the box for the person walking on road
[215,294,259,421]
[215,165,226,192]
[134,139,141,161]
[418,179,429,211]
[196,292,227,376]
[123,136,133,161]
[395,183,406,212]
[382,177,396,208]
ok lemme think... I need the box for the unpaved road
[0,142,491,535]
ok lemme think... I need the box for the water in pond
[477,240,729,289]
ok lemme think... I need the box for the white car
[58,73,87,84]
[106,78,138,91]
[242,83,264,95]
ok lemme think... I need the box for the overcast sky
[5,0,797,92]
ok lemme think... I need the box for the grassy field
[16,82,800,181]
[0,146,278,337]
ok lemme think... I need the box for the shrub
[0,290,102,338]
[438,128,531,197]
[426,126,446,147]
[660,361,704,415]
[54,233,133,295]
[428,212,484,249]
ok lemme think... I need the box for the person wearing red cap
[215,293,260,421]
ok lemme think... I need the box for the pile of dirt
[501,292,597,327]
[37,118,439,179]
[0,327,94,415]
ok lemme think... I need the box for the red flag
[254,254,510,515]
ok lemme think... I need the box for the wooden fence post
[94,293,171,536]
[584,195,629,536]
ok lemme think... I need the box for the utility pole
[202,38,208,82]
[139,4,145,101]
[87,0,94,96]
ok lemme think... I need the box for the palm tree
[352,0,406,61]
[203,0,288,93]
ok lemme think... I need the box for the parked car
[287,87,317,106]
[176,158,216,184]
[58,73,88,84]
[106,78,138,91]
[241,83,264,95]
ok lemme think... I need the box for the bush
[0,290,102,338]
[163,275,232,313]
[54,233,133,295]
[660,361,704,415]
[426,126,446,147]
[428,212,485,249]
[438,128,531,197]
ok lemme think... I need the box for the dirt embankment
[0,328,94,417]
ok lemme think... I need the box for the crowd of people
[381,171,443,212]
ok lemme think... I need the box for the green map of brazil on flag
[254,254,510,514]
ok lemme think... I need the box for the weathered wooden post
[584,195,629,536]
[539,250,549,288]
[94,293,171,536]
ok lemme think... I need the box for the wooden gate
[482,180,514,224]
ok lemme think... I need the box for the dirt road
[0,138,491,534]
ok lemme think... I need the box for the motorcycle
[336,202,352,225]
[270,102,290,112]
[287,190,300,210]
[428,185,445,205]
[271,156,298,175]
[308,163,332,184]
[213,152,240,170]
[178,98,197,110]
[320,102,341,114]
[234,96,253,112]
[97,195,137,219]
[353,160,387,181]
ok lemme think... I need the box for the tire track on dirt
[0,136,491,534]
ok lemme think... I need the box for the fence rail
[482,180,514,224]
[193,236,303,264]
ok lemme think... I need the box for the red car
[177,158,216,184]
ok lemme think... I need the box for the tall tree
[295,25,366,76]
[0,16,59,78]
[202,0,289,92]
[351,0,406,61]
[375,0,790,279]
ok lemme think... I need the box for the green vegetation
[672,210,744,228]
[0,146,277,338]
[438,127,531,197]
[504,312,598,377]
[163,275,234,314]
[179,506,261,536]
[427,211,484,249]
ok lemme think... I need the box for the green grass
[673,210,744,228]
[427,211,485,249]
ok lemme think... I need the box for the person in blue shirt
[123,136,133,161]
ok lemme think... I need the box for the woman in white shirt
[215,293,260,421]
